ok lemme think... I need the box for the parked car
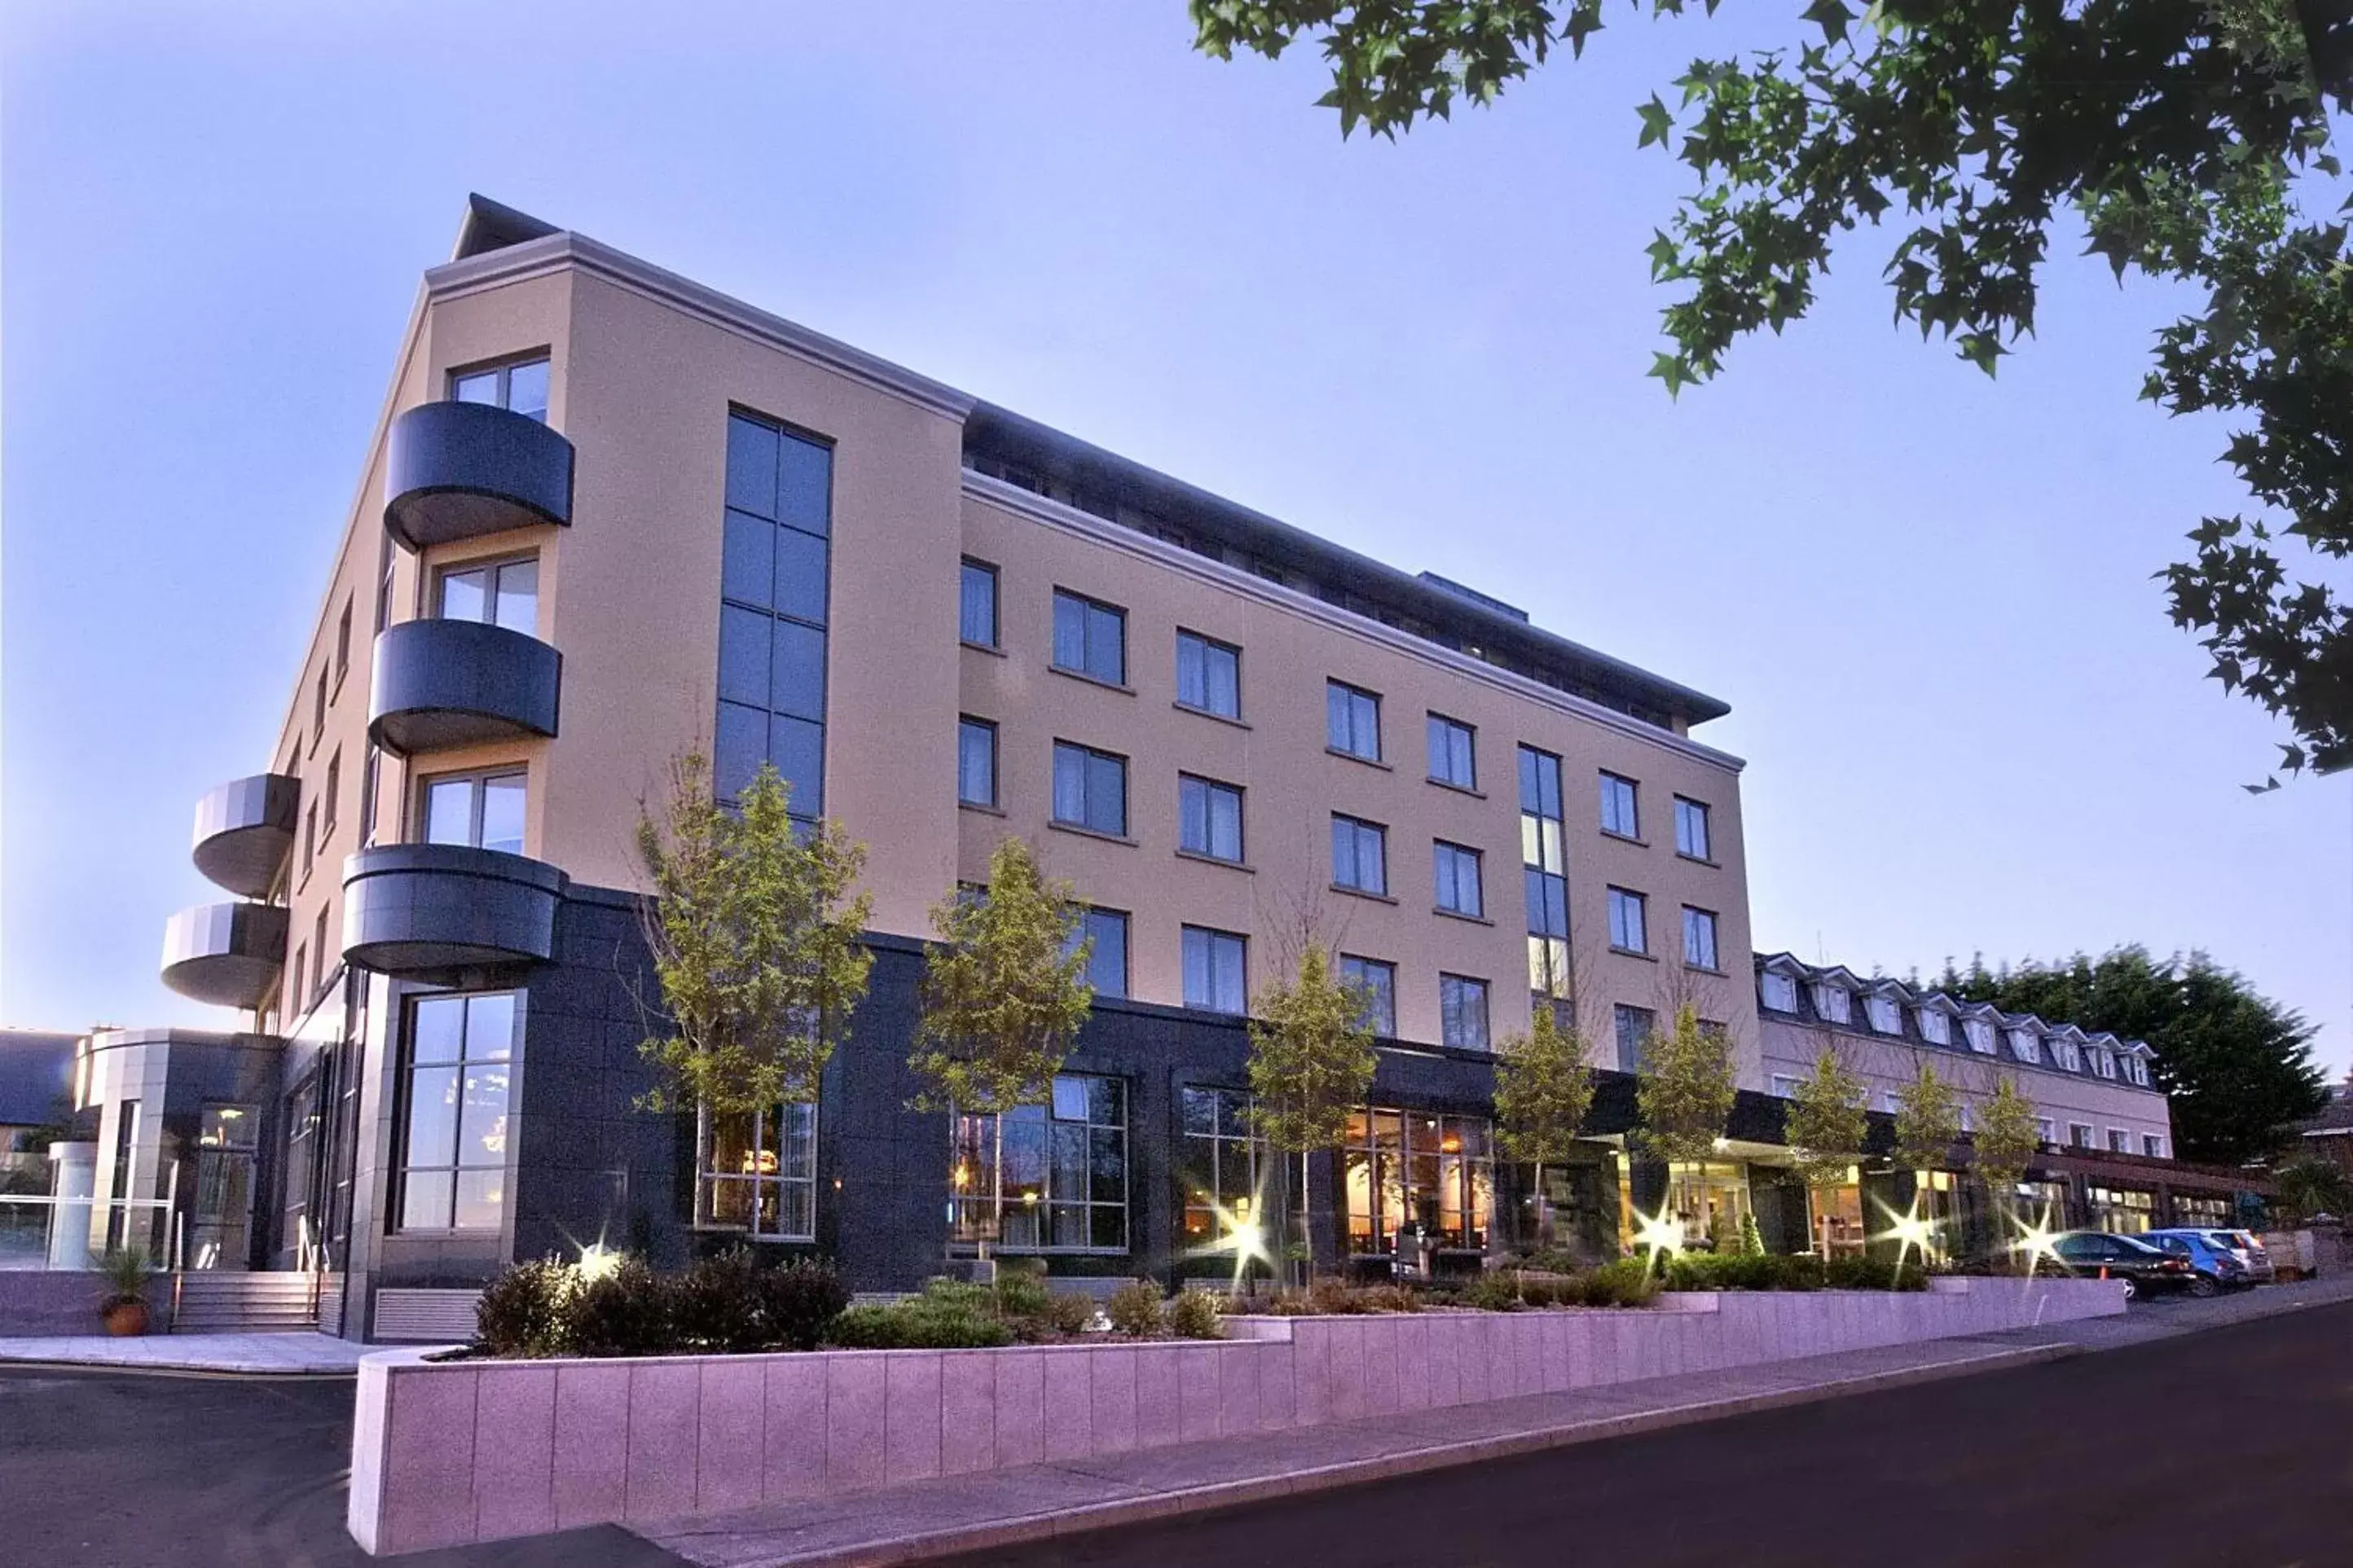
[2146,1228,2272,1286]
[2048,1232,2197,1300]
[2142,1232,2252,1296]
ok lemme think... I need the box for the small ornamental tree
[1892,1061,1962,1179]
[636,753,873,1227]
[1971,1076,2043,1225]
[908,837,1093,1116]
[1635,1004,1735,1166]
[1247,942,1379,1284]
[1783,1048,1867,1257]
[1493,1003,1596,1250]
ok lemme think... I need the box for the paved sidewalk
[641,1274,2353,1568]
[0,1330,397,1374]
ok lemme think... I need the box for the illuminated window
[949,1075,1126,1253]
[703,1102,817,1241]
[1341,1108,1493,1256]
[1520,746,1570,996]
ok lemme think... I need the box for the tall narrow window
[321,751,341,834]
[960,560,1000,648]
[948,1076,1126,1252]
[420,769,526,856]
[1176,630,1242,718]
[397,990,516,1231]
[334,599,354,684]
[1427,714,1476,789]
[1066,907,1129,999]
[704,1102,817,1240]
[301,802,319,880]
[312,907,331,999]
[1338,955,1396,1036]
[1052,742,1128,837]
[1520,746,1570,997]
[1182,926,1247,1013]
[451,355,550,421]
[1330,815,1388,895]
[1599,772,1641,840]
[314,665,329,740]
[1051,590,1127,685]
[1326,681,1382,761]
[1440,974,1491,1050]
[717,411,832,819]
[1433,841,1484,918]
[1178,775,1245,863]
[1760,972,1798,1012]
[1673,797,1713,861]
[957,718,997,807]
[359,744,382,845]
[1607,887,1648,954]
[1682,907,1720,971]
[436,556,539,635]
[1613,1004,1656,1072]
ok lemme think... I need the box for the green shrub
[1167,1289,1225,1340]
[671,1248,772,1352]
[566,1258,677,1357]
[1823,1256,1929,1292]
[1106,1280,1165,1337]
[474,1258,575,1357]
[1462,1272,1528,1311]
[1571,1258,1662,1308]
[759,1257,853,1351]
[992,1272,1053,1320]
[826,1290,1014,1350]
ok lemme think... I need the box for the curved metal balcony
[161,903,290,1009]
[340,843,568,977]
[190,773,301,897]
[367,618,561,756]
[383,399,574,550]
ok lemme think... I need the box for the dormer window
[1963,1018,1995,1054]
[1761,972,1798,1012]
[1918,1009,1952,1047]
[2055,1040,2082,1072]
[2094,1051,2118,1080]
[2124,1056,2150,1087]
[1814,984,1851,1025]
[1864,996,1901,1034]
[2008,1029,2039,1065]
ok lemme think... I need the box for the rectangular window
[704,1102,817,1240]
[1865,995,1902,1034]
[322,751,341,834]
[2056,1040,2083,1072]
[1182,925,1248,1013]
[1052,741,1128,837]
[1607,887,1648,955]
[451,355,550,421]
[1331,815,1389,896]
[335,599,354,684]
[397,990,516,1231]
[957,718,997,807]
[1341,1107,1493,1255]
[1614,1004,1656,1072]
[1964,1019,1996,1054]
[420,769,526,855]
[1682,906,1719,971]
[311,907,331,999]
[2036,1118,2056,1144]
[1761,972,1798,1012]
[2143,1135,2165,1158]
[1771,1074,1801,1100]
[2010,1030,2041,1065]
[718,410,832,817]
[1433,841,1484,918]
[288,944,309,1018]
[1179,1087,1266,1252]
[1326,681,1382,761]
[301,802,319,880]
[959,559,1000,648]
[314,665,329,740]
[1339,955,1396,1036]
[2107,1129,2131,1153]
[1816,985,1853,1025]
[1919,1009,1952,1046]
[2069,1122,2095,1149]
[1176,630,1241,718]
[1176,774,1246,863]
[1427,714,1476,789]
[948,1075,1127,1253]
[1599,772,1641,839]
[1673,796,1712,860]
[360,744,382,845]
[1051,590,1127,686]
[2094,1051,2118,1080]
[436,556,539,635]
[1882,1091,1903,1114]
[1067,907,1129,999]
[1439,974,1491,1050]
[1519,746,1570,997]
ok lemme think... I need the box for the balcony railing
[341,842,568,977]
[367,618,561,755]
[383,399,573,550]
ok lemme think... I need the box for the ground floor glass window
[703,1102,817,1241]
[1342,1109,1493,1256]
[950,1075,1127,1253]
[396,990,516,1232]
[2086,1183,2155,1234]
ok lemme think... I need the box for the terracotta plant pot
[102,1299,151,1337]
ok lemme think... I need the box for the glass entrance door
[190,1105,257,1270]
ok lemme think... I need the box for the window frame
[433,552,541,635]
[959,558,1001,649]
[1338,954,1397,1037]
[1613,1004,1656,1072]
[1438,973,1491,1051]
[1426,713,1477,791]
[447,353,552,419]
[1051,588,1128,687]
[1760,972,1799,1013]
[1326,680,1383,762]
[1069,906,1130,999]
[1673,796,1713,862]
[1330,813,1390,897]
[1599,772,1642,841]
[949,1074,1128,1254]
[1177,772,1247,863]
[957,717,999,809]
[1606,886,1649,955]
[1432,840,1485,919]
[1814,984,1853,1026]
[1174,629,1242,720]
[701,1101,819,1242]
[416,766,529,856]
[1681,905,1721,972]
[1051,740,1130,838]
[1181,925,1249,1013]
[394,989,520,1233]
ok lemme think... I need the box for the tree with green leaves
[1782,1045,1867,1256]
[908,837,1095,1117]
[2272,1155,2352,1223]
[1636,1003,1735,1165]
[1193,1,2353,780]
[1942,946,2325,1163]
[636,753,874,1228]
[1971,1074,2045,1266]
[1248,942,1380,1281]
[1493,1001,1597,1246]
[1892,1061,1960,1178]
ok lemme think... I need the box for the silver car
[2146,1227,2273,1284]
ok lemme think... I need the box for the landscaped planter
[348,1276,2122,1556]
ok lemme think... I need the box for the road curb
[713,1342,2081,1568]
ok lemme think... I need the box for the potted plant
[97,1247,154,1336]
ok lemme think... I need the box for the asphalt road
[932,1300,2353,1568]
[0,1365,681,1568]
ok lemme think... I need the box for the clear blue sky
[5,2,2347,1075]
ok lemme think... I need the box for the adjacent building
[51,197,2263,1336]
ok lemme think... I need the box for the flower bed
[350,1274,2124,1556]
